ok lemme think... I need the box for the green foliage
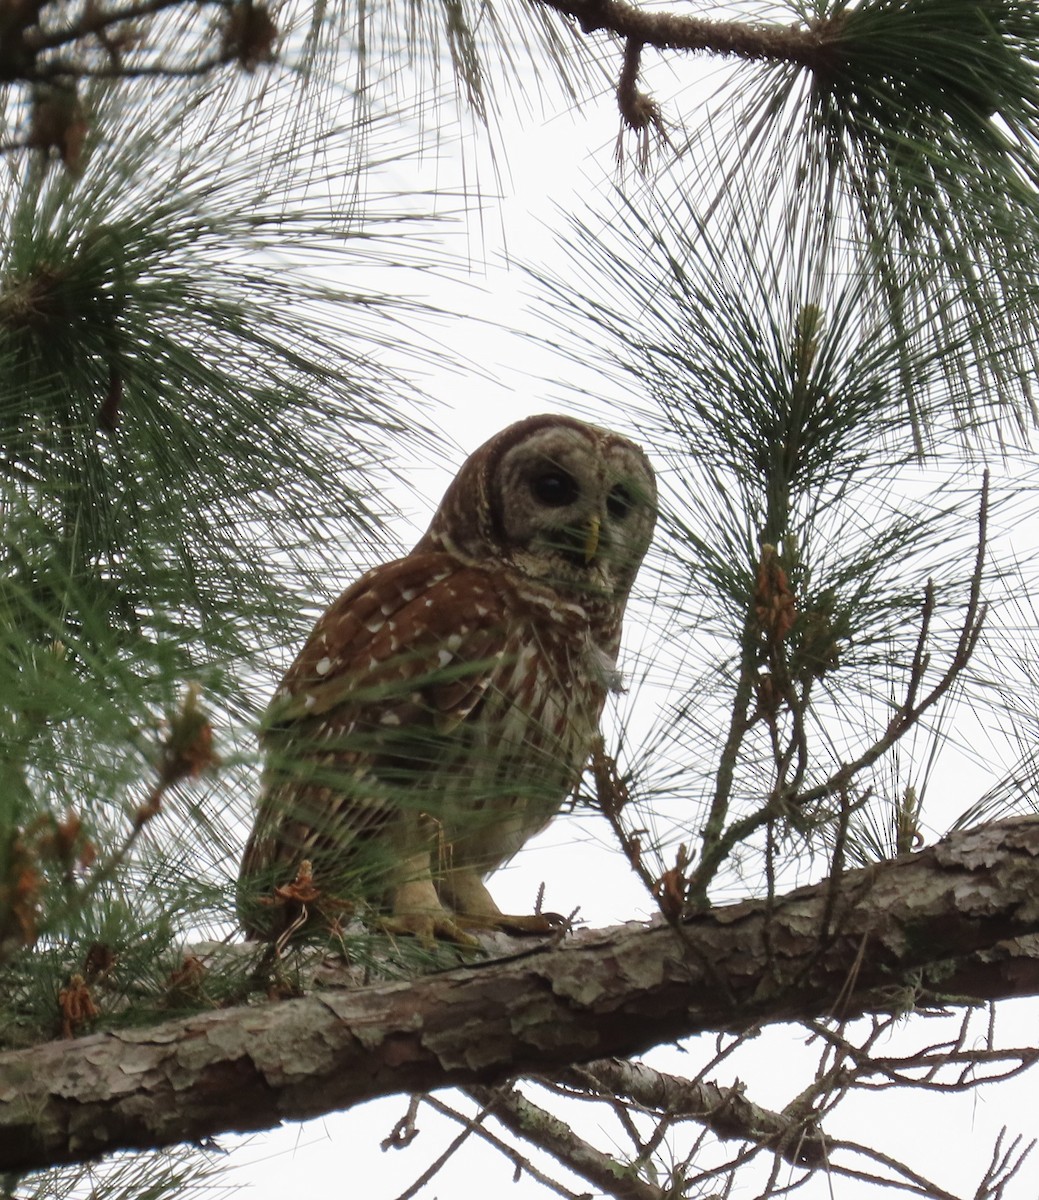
[0,71,440,1010]
[683,0,1039,438]
[5,1144,233,1200]
[532,172,1021,898]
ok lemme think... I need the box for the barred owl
[238,414,656,943]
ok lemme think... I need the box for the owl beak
[583,515,601,564]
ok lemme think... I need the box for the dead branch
[822,1130,1033,1200]
[470,1083,666,1200]
[389,1095,492,1200]
[422,1093,589,1199]
[806,1018,1039,1091]
[553,1058,831,1168]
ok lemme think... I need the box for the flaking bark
[3,818,1039,1172]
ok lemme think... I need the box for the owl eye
[607,484,634,520]
[530,468,579,508]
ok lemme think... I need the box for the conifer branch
[3,818,1039,1173]
[532,0,832,67]
[469,1084,667,1200]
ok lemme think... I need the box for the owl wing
[242,552,513,880]
[270,552,509,726]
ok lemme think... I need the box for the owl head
[415,415,657,603]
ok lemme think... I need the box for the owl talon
[456,911,568,936]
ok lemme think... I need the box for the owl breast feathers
[238,413,656,943]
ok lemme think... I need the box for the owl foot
[380,910,480,947]
[436,871,568,937]
[385,877,480,946]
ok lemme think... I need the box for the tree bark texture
[3,818,1039,1172]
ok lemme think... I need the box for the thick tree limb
[3,818,1039,1173]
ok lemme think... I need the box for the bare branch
[470,1084,665,1200]
[554,1058,831,1168]
[823,1140,962,1200]
[806,1019,1039,1091]
[422,1093,590,1199]
[821,1127,1033,1200]
[31,53,238,80]
[382,1094,423,1151]
[24,0,221,52]
[390,1095,490,1200]
[974,1129,1035,1200]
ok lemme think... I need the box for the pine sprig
[0,76,444,986]
[530,179,1010,900]
[679,0,1039,437]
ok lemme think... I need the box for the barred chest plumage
[432,575,623,873]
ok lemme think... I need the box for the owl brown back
[238,414,656,942]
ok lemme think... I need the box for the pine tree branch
[531,0,832,67]
[417,1092,589,1199]
[469,1084,667,1200]
[3,818,1039,1173]
[553,1059,831,1168]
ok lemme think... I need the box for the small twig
[610,1097,654,1160]
[798,474,990,808]
[382,1094,424,1152]
[390,1095,491,1200]
[974,1129,1034,1200]
[61,686,217,915]
[33,52,238,80]
[689,477,990,908]
[24,0,218,51]
[554,1058,832,1169]
[687,643,758,907]
[534,0,833,68]
[590,740,661,903]
[469,1083,666,1200]
[632,1111,672,1168]
[67,777,167,916]
[614,38,667,170]
[903,581,935,714]
[423,1093,588,1200]
[822,1137,973,1200]
[762,815,778,968]
[806,1019,1039,1092]
[812,784,871,962]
